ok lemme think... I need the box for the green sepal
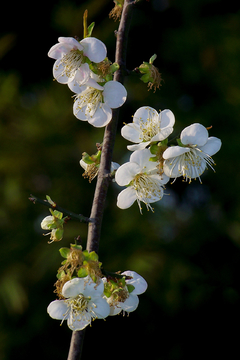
[127,284,135,293]
[87,22,95,37]
[149,156,157,162]
[160,138,168,146]
[59,247,71,258]
[70,244,82,251]
[82,152,94,164]
[150,143,159,154]
[177,138,184,147]
[140,73,150,83]
[57,270,66,279]
[77,268,88,278]
[49,208,63,220]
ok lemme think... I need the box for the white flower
[47,276,110,331]
[69,78,127,127]
[121,106,175,151]
[163,123,222,183]
[48,37,107,84]
[115,149,169,213]
[104,271,148,316]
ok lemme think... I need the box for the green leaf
[87,22,95,37]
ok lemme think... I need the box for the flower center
[68,294,89,315]
[109,287,129,307]
[131,173,163,212]
[59,49,84,78]
[82,163,99,182]
[75,87,103,117]
[170,147,216,183]
[139,111,160,142]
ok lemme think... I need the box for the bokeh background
[1,0,240,359]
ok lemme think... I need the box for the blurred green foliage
[1,0,240,359]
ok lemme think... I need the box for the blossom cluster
[48,36,127,127]
[47,244,147,331]
[115,106,222,213]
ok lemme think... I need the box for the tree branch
[67,1,136,359]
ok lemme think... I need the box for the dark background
[1,0,240,359]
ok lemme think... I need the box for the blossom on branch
[115,149,169,213]
[69,78,127,127]
[103,271,148,315]
[47,276,110,331]
[121,106,175,151]
[163,123,222,183]
[48,36,107,84]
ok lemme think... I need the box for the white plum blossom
[163,123,222,183]
[103,271,148,316]
[47,276,110,331]
[69,78,127,127]
[48,37,107,84]
[115,148,169,213]
[121,106,175,151]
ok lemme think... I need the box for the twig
[29,194,92,223]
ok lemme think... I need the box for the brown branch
[67,1,136,359]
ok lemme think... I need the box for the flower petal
[103,81,127,109]
[121,123,142,143]
[159,109,175,128]
[163,146,190,159]
[80,37,107,63]
[121,294,139,312]
[163,158,183,178]
[58,37,83,51]
[129,148,155,172]
[132,106,158,125]
[67,312,91,331]
[62,277,87,298]
[117,187,137,209]
[92,297,110,319]
[115,162,141,186]
[87,104,112,128]
[198,136,222,156]
[127,142,150,151]
[53,58,75,84]
[122,271,148,295]
[181,123,208,146]
[47,300,68,320]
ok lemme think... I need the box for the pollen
[82,163,99,182]
[75,87,103,117]
[132,173,164,213]
[138,107,160,141]
[55,49,84,79]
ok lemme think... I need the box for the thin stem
[67,2,136,359]
[29,194,91,223]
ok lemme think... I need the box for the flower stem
[67,1,136,359]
